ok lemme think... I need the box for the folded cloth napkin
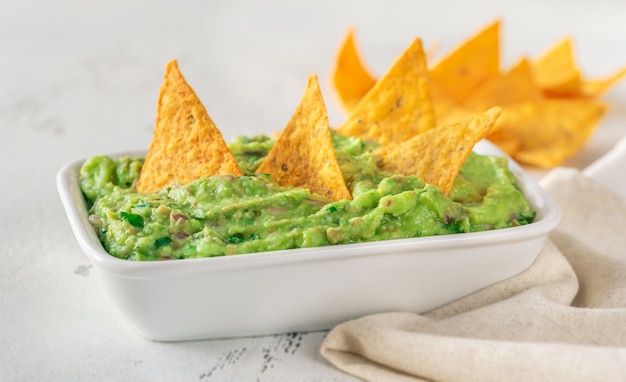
[321,167,626,382]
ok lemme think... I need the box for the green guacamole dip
[79,134,535,261]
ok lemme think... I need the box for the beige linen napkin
[321,168,626,382]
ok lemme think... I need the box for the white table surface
[2,0,625,380]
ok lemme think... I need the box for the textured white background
[1,0,625,380]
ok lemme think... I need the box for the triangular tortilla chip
[485,127,522,157]
[136,60,242,193]
[486,102,538,157]
[429,20,501,105]
[532,38,582,97]
[532,38,626,98]
[491,99,607,168]
[377,107,501,194]
[332,27,377,113]
[337,38,436,145]
[581,67,626,97]
[256,74,351,201]
[463,58,543,111]
[433,96,476,127]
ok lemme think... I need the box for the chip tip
[408,37,424,50]
[345,25,356,38]
[487,105,502,118]
[166,59,179,70]
[307,73,320,84]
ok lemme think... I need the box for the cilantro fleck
[120,212,144,228]
[154,237,173,248]
[228,233,245,244]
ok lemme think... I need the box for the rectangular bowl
[56,140,560,341]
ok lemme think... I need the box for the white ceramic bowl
[57,140,560,341]
[583,136,626,199]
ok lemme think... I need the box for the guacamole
[78,134,535,261]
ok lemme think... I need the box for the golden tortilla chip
[136,60,243,193]
[429,20,501,105]
[486,103,538,157]
[532,38,626,98]
[337,38,436,145]
[486,127,522,157]
[463,58,543,111]
[433,96,475,127]
[581,67,626,97]
[256,74,351,201]
[378,107,501,195]
[531,38,582,97]
[332,27,377,113]
[491,99,607,168]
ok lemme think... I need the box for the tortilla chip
[136,60,243,193]
[433,95,475,127]
[581,67,626,97]
[464,58,543,111]
[532,38,582,97]
[429,20,501,105]
[332,27,378,113]
[337,38,436,145]
[485,102,540,157]
[256,74,351,201]
[486,127,522,157]
[492,99,607,168]
[378,107,501,195]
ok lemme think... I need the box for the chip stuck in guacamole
[78,46,536,261]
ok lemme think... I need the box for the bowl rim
[56,140,561,277]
